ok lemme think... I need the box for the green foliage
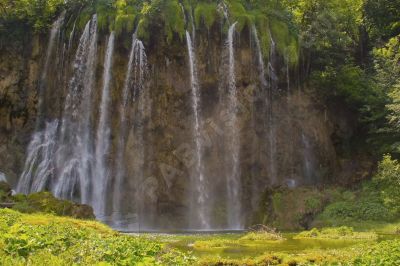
[1,0,299,63]
[114,0,137,34]
[0,0,66,32]
[374,35,400,153]
[353,240,400,265]
[317,156,400,224]
[318,189,394,223]
[295,226,377,240]
[194,2,218,30]
[0,209,194,265]
[311,64,387,149]
[373,155,400,216]
[163,0,185,43]
[239,231,283,241]
[364,0,400,42]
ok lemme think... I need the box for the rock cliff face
[0,18,369,230]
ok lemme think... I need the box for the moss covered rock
[11,192,95,219]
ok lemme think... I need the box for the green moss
[10,192,95,220]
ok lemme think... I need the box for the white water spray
[54,15,98,203]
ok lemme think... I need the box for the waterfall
[225,22,242,229]
[36,12,65,129]
[94,32,115,218]
[17,121,58,193]
[186,31,209,229]
[68,17,77,50]
[113,34,147,227]
[17,13,65,194]
[301,133,314,184]
[113,34,137,224]
[266,34,278,185]
[54,15,98,203]
[252,26,267,88]
[133,40,149,228]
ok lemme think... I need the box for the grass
[239,231,284,241]
[193,238,240,250]
[192,231,283,250]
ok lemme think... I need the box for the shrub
[373,155,400,216]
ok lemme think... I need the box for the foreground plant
[0,209,195,266]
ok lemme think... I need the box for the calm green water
[138,232,399,259]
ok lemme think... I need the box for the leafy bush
[320,196,394,222]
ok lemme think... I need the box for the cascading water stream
[252,26,267,88]
[54,15,98,203]
[17,13,65,194]
[185,31,209,229]
[17,121,58,193]
[225,22,242,229]
[266,34,278,185]
[113,34,148,227]
[36,12,65,129]
[133,41,149,228]
[249,25,268,209]
[94,32,115,219]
